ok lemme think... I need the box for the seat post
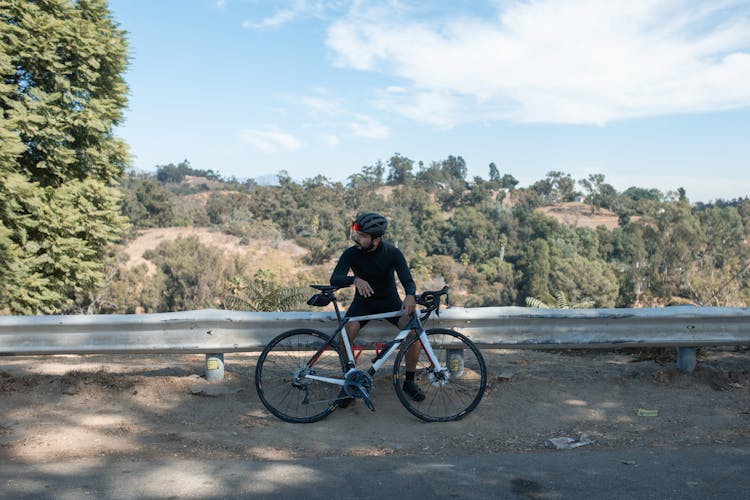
[331,295,343,322]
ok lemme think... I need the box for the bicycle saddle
[310,284,346,292]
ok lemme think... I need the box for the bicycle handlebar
[415,285,449,309]
[415,285,449,320]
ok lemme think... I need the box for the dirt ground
[2,347,750,464]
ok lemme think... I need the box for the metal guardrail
[1,306,749,372]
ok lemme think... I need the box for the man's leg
[398,314,425,402]
[344,321,361,351]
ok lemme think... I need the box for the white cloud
[298,92,390,139]
[242,0,328,30]
[326,0,750,126]
[301,95,342,115]
[348,114,389,139]
[239,126,301,153]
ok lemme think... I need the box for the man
[330,212,425,406]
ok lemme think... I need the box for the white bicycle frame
[302,308,444,388]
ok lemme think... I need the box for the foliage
[386,153,414,186]
[223,270,305,312]
[1,0,129,313]
[156,159,221,184]
[526,291,595,309]
[144,236,236,311]
[120,174,176,228]
[75,255,164,314]
[107,162,749,311]
[549,254,618,308]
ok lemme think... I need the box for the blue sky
[108,0,750,203]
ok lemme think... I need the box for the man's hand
[403,294,416,314]
[353,277,374,298]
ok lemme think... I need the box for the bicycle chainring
[344,369,373,398]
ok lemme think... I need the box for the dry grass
[122,227,309,276]
[540,201,625,230]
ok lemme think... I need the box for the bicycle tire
[393,328,486,422]
[255,328,345,423]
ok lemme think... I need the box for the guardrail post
[676,347,697,373]
[205,353,225,381]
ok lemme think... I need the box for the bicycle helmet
[352,212,388,237]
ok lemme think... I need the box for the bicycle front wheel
[393,328,486,422]
[255,329,345,423]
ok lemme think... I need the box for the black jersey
[330,240,416,301]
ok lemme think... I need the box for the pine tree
[1,0,129,313]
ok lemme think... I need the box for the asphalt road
[3,445,749,499]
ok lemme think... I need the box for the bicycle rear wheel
[255,328,345,423]
[393,328,486,422]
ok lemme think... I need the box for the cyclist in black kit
[330,212,425,406]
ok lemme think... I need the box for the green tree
[548,254,619,308]
[545,171,576,202]
[488,162,501,184]
[579,173,618,212]
[121,176,176,228]
[440,155,468,188]
[500,174,519,190]
[156,160,189,183]
[349,160,384,188]
[386,153,414,186]
[623,186,662,203]
[686,206,749,306]
[1,0,130,313]
[635,199,699,303]
[447,206,501,263]
[518,238,551,302]
[146,236,233,311]
[474,256,517,306]
[205,191,250,225]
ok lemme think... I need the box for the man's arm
[331,251,374,297]
[394,250,417,313]
[402,293,417,314]
[330,249,355,288]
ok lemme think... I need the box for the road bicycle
[255,285,487,423]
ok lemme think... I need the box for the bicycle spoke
[255,329,345,423]
[393,329,486,422]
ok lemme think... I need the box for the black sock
[405,371,415,383]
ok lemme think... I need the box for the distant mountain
[254,174,280,186]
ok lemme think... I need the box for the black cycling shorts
[345,295,403,328]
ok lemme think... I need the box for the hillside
[123,227,309,276]
[122,202,617,275]
[540,202,621,230]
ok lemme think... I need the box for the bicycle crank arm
[355,385,376,412]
